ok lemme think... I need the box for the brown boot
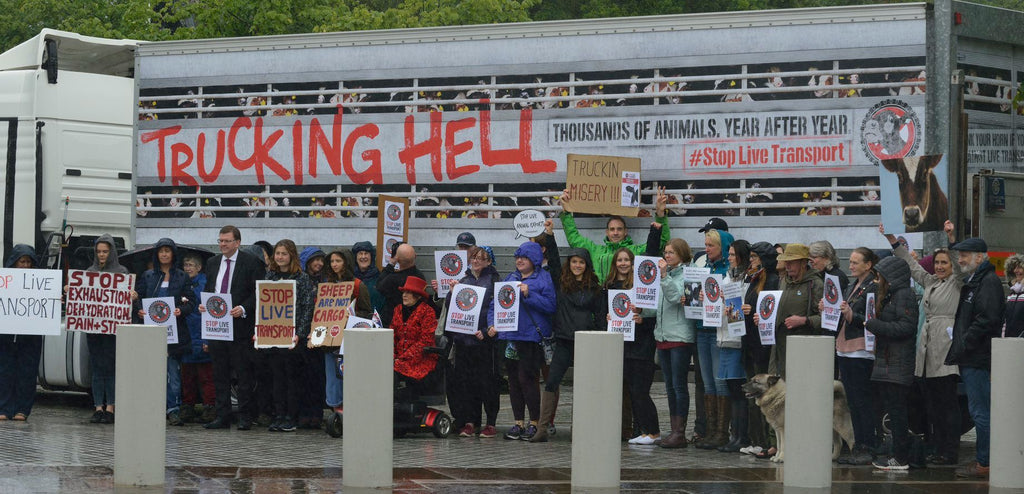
[530,390,557,443]
[695,396,718,449]
[659,415,688,448]
[708,395,731,449]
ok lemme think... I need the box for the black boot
[718,398,749,453]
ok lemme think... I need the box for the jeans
[324,353,343,408]
[961,367,991,466]
[696,331,727,395]
[838,356,877,448]
[86,333,116,408]
[657,345,692,418]
[166,356,182,414]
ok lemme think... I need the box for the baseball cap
[456,232,476,247]
[699,217,729,233]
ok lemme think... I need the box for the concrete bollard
[113,325,167,487]
[991,339,1024,489]
[783,336,834,489]
[571,331,624,491]
[343,328,394,489]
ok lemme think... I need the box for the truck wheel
[432,413,452,438]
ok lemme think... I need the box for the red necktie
[220,258,232,293]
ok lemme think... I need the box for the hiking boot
[955,462,989,479]
[504,424,524,440]
[479,425,497,438]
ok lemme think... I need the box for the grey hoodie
[88,234,128,274]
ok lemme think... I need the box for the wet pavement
[0,387,998,493]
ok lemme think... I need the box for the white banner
[142,296,179,344]
[446,283,487,335]
[756,290,782,346]
[607,289,635,342]
[723,282,746,338]
[632,255,661,309]
[65,270,135,335]
[383,199,407,236]
[201,292,234,341]
[0,268,62,336]
[864,293,876,352]
[821,273,844,332]
[702,274,724,327]
[683,267,710,320]
[434,250,468,298]
[493,281,521,333]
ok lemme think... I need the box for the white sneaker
[740,445,763,455]
[627,434,644,444]
[633,434,658,445]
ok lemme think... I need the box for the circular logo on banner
[310,326,326,346]
[148,300,172,324]
[455,287,479,311]
[758,294,776,320]
[352,321,372,328]
[824,279,840,304]
[329,325,341,338]
[612,292,631,318]
[859,99,921,165]
[704,277,721,303]
[206,296,229,318]
[386,204,402,221]
[637,259,658,285]
[385,238,398,255]
[498,284,517,309]
[439,253,464,277]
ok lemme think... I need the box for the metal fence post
[342,328,394,489]
[113,325,166,487]
[783,336,834,489]
[571,331,624,491]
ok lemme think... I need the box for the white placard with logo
[142,296,178,344]
[201,292,234,341]
[756,290,782,345]
[493,281,521,333]
[607,289,636,342]
[702,274,724,327]
[722,282,746,338]
[383,199,406,237]
[821,273,843,332]
[632,255,661,309]
[434,250,468,298]
[683,267,710,319]
[446,283,487,335]
[864,293,876,352]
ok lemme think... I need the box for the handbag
[525,309,554,366]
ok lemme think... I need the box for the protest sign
[607,289,636,342]
[493,282,521,332]
[513,210,547,239]
[756,290,782,345]
[723,282,746,338]
[822,273,843,331]
[879,154,949,234]
[142,296,178,344]
[255,280,296,349]
[66,270,134,335]
[201,292,233,341]
[633,255,661,309]
[563,154,641,217]
[434,250,468,298]
[702,274,724,327]
[0,268,62,336]
[377,195,409,268]
[865,293,876,352]
[309,282,354,348]
[446,284,487,335]
[683,267,710,319]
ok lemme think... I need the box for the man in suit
[198,225,265,430]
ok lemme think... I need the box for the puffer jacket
[560,212,670,281]
[945,260,1006,370]
[655,261,697,344]
[866,256,919,386]
[489,242,556,343]
[553,249,605,341]
[265,269,316,339]
[134,238,193,357]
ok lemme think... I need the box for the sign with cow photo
[879,154,949,234]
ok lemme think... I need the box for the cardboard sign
[632,256,661,309]
[821,273,843,332]
[864,293,876,352]
[446,283,487,335]
[563,154,641,217]
[0,268,62,336]
[702,274,724,327]
[493,281,521,332]
[309,282,355,348]
[723,282,746,338]
[376,195,409,268]
[434,250,468,298]
[607,289,635,341]
[255,280,296,349]
[683,267,710,319]
[201,292,233,341]
[65,270,134,335]
[757,290,782,345]
[142,296,178,344]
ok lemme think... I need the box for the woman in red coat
[391,276,439,381]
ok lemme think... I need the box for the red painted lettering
[292,121,304,185]
[171,142,198,187]
[445,117,478,180]
[343,124,383,184]
[398,112,443,184]
[308,112,342,179]
[196,131,225,184]
[140,126,182,184]
[479,107,556,174]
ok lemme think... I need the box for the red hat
[398,276,429,298]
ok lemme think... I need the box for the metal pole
[991,339,1024,488]
[571,331,624,491]
[113,325,166,487]
[342,328,394,489]
[782,336,834,489]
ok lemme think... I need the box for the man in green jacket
[559,187,670,281]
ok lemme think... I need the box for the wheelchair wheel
[432,412,453,438]
[325,412,343,438]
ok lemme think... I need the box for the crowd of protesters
[2,199,1023,480]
